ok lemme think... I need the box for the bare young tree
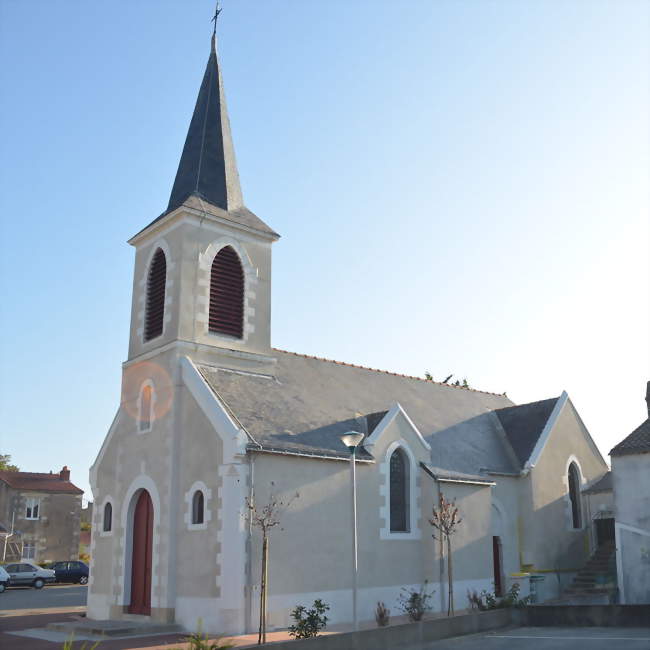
[244,483,298,644]
[429,492,463,616]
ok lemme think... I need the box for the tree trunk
[258,534,268,644]
[447,535,454,616]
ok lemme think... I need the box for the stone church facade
[88,30,610,634]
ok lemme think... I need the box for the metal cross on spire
[211,0,222,37]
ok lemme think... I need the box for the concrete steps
[47,619,183,638]
[559,542,617,604]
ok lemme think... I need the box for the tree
[429,492,462,616]
[0,455,19,472]
[245,484,298,644]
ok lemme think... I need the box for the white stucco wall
[612,453,650,604]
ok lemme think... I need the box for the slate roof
[583,471,612,494]
[197,349,516,474]
[169,34,244,215]
[610,419,650,456]
[0,471,83,495]
[421,464,496,485]
[132,36,277,241]
[494,397,560,467]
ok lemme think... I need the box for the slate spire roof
[168,34,244,214]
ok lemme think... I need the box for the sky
[0,0,648,500]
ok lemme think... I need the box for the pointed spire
[167,32,244,214]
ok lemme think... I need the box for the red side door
[492,536,503,597]
[129,490,153,615]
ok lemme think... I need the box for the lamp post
[340,431,364,631]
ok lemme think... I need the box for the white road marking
[492,635,650,642]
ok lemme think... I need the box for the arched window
[103,502,112,532]
[209,246,244,338]
[192,490,204,525]
[138,383,154,432]
[144,248,166,341]
[568,462,582,529]
[390,448,409,532]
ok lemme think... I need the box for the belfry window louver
[209,246,244,338]
[144,249,166,341]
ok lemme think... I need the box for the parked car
[50,560,89,585]
[3,562,55,589]
[0,566,10,593]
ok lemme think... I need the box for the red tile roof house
[0,467,84,564]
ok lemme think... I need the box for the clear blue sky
[1,1,648,499]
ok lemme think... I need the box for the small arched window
[192,491,205,525]
[138,383,154,432]
[144,248,166,341]
[209,246,244,338]
[568,462,582,529]
[390,449,409,532]
[103,502,112,532]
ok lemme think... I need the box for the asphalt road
[423,627,650,650]
[0,584,87,611]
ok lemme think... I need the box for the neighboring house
[0,467,83,564]
[610,382,650,604]
[81,502,93,527]
[87,30,610,634]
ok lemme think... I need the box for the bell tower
[125,32,279,373]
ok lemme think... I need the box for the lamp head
[340,431,364,452]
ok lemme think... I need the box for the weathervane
[212,0,222,37]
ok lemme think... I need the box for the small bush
[397,583,434,622]
[375,601,390,627]
[466,583,531,611]
[288,599,330,639]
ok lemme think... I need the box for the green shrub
[466,583,532,611]
[288,599,330,639]
[397,583,434,621]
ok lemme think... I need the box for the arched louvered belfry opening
[209,246,244,338]
[144,248,166,341]
[568,462,582,529]
[390,448,409,532]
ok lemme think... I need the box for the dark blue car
[51,560,89,585]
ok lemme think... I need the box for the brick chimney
[646,381,650,419]
[60,466,70,481]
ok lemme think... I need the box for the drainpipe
[245,452,255,633]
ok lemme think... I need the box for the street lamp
[340,431,364,631]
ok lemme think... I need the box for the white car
[0,566,9,593]
[3,562,55,589]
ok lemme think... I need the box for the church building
[88,26,611,634]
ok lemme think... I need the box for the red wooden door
[129,490,153,615]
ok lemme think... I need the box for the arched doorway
[128,490,153,615]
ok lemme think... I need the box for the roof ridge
[272,348,508,398]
